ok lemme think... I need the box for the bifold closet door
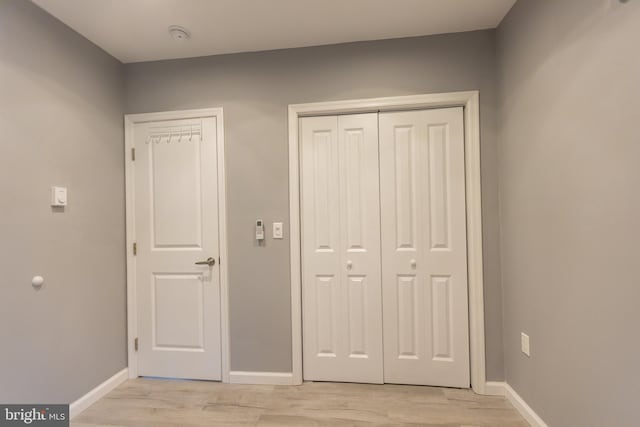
[379,108,470,388]
[301,113,383,383]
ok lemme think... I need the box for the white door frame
[288,91,488,394]
[124,107,230,382]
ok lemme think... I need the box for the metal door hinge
[131,147,135,161]
[134,337,138,352]
[133,242,137,255]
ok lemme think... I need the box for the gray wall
[497,0,640,425]
[0,0,126,403]
[126,31,505,379]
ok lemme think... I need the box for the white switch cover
[51,186,67,207]
[521,332,530,357]
[273,222,283,239]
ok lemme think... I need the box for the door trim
[288,91,487,393]
[124,107,230,382]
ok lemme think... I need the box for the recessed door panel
[431,275,453,361]
[344,128,366,250]
[428,124,451,251]
[347,275,367,357]
[315,275,338,357]
[152,274,204,350]
[393,126,417,251]
[397,276,418,359]
[312,131,334,251]
[150,138,202,249]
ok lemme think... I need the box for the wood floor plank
[72,378,527,427]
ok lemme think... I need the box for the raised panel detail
[152,274,204,350]
[397,276,418,359]
[428,124,450,250]
[151,139,202,249]
[347,276,367,357]
[315,275,337,357]
[344,129,365,251]
[313,131,333,251]
[393,126,416,250]
[431,276,453,361]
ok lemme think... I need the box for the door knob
[195,257,216,266]
[346,260,353,270]
[410,259,417,269]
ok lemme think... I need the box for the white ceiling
[32,0,516,63]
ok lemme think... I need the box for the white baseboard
[484,380,508,396]
[484,381,549,427]
[70,368,128,419]
[229,371,295,385]
[503,383,549,427]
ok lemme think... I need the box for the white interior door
[134,116,221,380]
[379,107,469,387]
[301,113,383,383]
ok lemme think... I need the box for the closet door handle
[346,260,353,270]
[410,259,417,269]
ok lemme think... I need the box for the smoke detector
[168,25,191,41]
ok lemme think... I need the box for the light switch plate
[521,332,530,357]
[51,186,67,207]
[273,222,283,239]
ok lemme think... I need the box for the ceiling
[32,0,516,64]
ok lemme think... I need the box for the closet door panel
[379,107,470,388]
[337,114,383,382]
[301,114,383,383]
[301,116,341,376]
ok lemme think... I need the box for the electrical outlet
[521,332,530,357]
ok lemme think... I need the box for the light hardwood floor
[72,378,528,426]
